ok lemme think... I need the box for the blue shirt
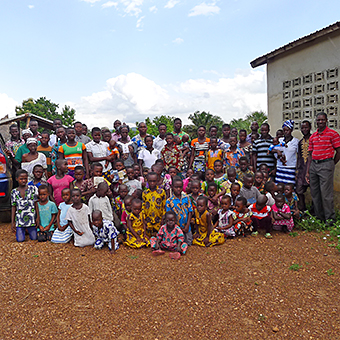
[37,200,58,231]
[165,193,193,232]
[58,202,72,227]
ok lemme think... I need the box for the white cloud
[120,0,144,17]
[0,94,18,119]
[172,37,184,44]
[164,0,179,9]
[28,5,34,9]
[136,16,145,29]
[149,5,157,13]
[80,0,101,3]
[102,1,118,8]
[188,2,220,17]
[74,70,266,128]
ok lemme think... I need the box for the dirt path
[0,224,339,339]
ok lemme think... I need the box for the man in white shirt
[49,118,62,147]
[153,123,167,151]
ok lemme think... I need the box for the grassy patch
[289,264,301,271]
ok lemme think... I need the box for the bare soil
[1,224,339,340]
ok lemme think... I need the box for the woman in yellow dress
[124,199,150,249]
[193,196,225,247]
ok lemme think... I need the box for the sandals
[169,252,181,260]
[152,250,165,256]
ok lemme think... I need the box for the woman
[116,125,137,167]
[189,126,210,173]
[138,135,160,173]
[274,120,299,184]
[21,138,47,181]
[238,129,252,165]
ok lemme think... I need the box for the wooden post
[25,117,31,129]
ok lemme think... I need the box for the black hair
[145,135,153,142]
[38,184,49,192]
[214,159,223,166]
[74,121,82,126]
[74,165,85,172]
[124,194,133,203]
[259,163,268,170]
[244,173,254,181]
[236,196,247,206]
[174,118,182,124]
[221,195,231,202]
[275,193,285,201]
[164,210,177,220]
[132,198,142,206]
[227,167,236,175]
[197,125,206,130]
[147,171,158,179]
[61,187,71,195]
[66,127,75,133]
[197,196,208,205]
[158,123,167,129]
[71,188,81,195]
[114,159,124,165]
[264,180,275,192]
[9,124,18,131]
[41,130,50,136]
[231,182,241,189]
[155,159,164,165]
[255,171,264,177]
[97,181,108,190]
[301,120,312,128]
[15,169,28,179]
[165,132,174,138]
[239,156,248,163]
[210,137,218,142]
[119,125,130,133]
[168,166,178,173]
[91,127,101,134]
[190,179,200,187]
[209,125,218,132]
[91,162,103,169]
[316,112,327,119]
[261,122,270,130]
[222,124,230,129]
[239,129,247,134]
[206,168,215,174]
[284,183,294,190]
[172,176,183,186]
[33,164,44,171]
[53,118,62,123]
[138,122,146,128]
[207,182,218,190]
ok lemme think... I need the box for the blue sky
[1,0,340,128]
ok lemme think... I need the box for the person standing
[296,120,311,212]
[153,123,167,151]
[172,118,186,139]
[246,121,259,143]
[306,112,340,225]
[29,120,41,140]
[74,121,91,145]
[111,120,130,142]
[132,122,149,155]
[49,118,62,147]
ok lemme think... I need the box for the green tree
[229,111,267,133]
[15,97,76,127]
[136,115,175,137]
[183,111,225,138]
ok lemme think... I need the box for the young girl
[215,195,235,237]
[114,184,129,219]
[229,182,241,209]
[183,168,194,192]
[51,188,74,243]
[193,196,225,247]
[231,196,253,236]
[201,169,226,197]
[66,189,95,247]
[11,169,38,242]
[125,166,142,196]
[88,182,114,222]
[213,160,228,185]
[161,133,183,172]
[271,193,294,232]
[71,166,85,192]
[207,182,220,224]
[47,159,74,206]
[36,184,58,242]
[150,211,188,259]
[254,171,266,194]
[120,195,133,240]
[124,198,150,248]
[284,183,301,220]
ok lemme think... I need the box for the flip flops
[152,250,165,256]
[169,252,181,260]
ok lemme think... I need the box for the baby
[268,137,286,165]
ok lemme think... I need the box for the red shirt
[249,203,271,219]
[308,127,340,160]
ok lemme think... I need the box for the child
[37,131,53,178]
[207,182,220,224]
[236,156,254,183]
[264,181,277,207]
[262,171,269,186]
[161,133,183,172]
[165,177,193,245]
[207,137,224,170]
[284,183,301,220]
[231,196,253,236]
[124,198,150,248]
[222,167,242,194]
[213,160,228,185]
[276,183,285,195]
[66,188,95,247]
[271,193,294,232]
[28,164,48,188]
[120,195,133,239]
[229,182,241,209]
[215,195,235,237]
[88,182,114,222]
[249,194,272,238]
[240,173,261,206]
[202,169,226,196]
[47,159,74,206]
[268,137,286,165]
[105,139,119,169]
[11,169,38,242]
[125,166,142,195]
[36,184,58,242]
[114,184,129,219]
[71,166,85,201]
[51,188,74,243]
[142,172,166,236]
[183,168,194,192]
[92,210,119,253]
[150,211,188,259]
[254,171,266,194]
[193,196,225,247]
[133,163,144,184]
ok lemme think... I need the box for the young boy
[28,164,48,188]
[114,184,129,218]
[37,131,53,178]
[36,184,58,242]
[240,173,261,206]
[125,166,142,196]
[92,210,119,253]
[142,172,166,236]
[201,169,226,197]
[88,182,114,222]
[222,167,242,194]
[249,194,272,239]
[236,156,254,183]
[207,137,224,170]
[165,177,193,245]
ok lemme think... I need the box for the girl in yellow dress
[124,198,150,248]
[193,196,225,247]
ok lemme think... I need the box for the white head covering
[22,129,33,136]
[26,138,38,145]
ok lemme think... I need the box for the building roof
[250,21,340,68]
[0,113,56,130]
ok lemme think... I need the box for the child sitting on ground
[124,198,150,248]
[88,182,114,222]
[92,210,119,254]
[232,196,253,236]
[28,164,48,188]
[193,196,225,247]
[11,169,38,242]
[240,173,261,206]
[207,182,221,224]
[114,184,129,219]
[284,183,301,220]
[221,167,242,194]
[213,160,228,185]
[236,156,254,183]
[66,188,95,247]
[228,182,241,209]
[254,171,266,194]
[51,188,74,243]
[120,195,133,241]
[249,194,272,239]
[271,193,294,233]
[36,184,58,242]
[215,195,235,237]
[150,211,188,260]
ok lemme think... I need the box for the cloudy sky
[1,0,340,128]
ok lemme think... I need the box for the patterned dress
[224,146,245,169]
[193,210,225,247]
[231,210,253,235]
[191,138,210,173]
[236,169,254,183]
[272,203,294,232]
[93,220,119,251]
[124,212,150,249]
[161,144,183,171]
[150,224,188,254]
[285,193,301,219]
[216,209,235,237]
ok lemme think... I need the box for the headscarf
[282,119,294,130]
[26,138,38,145]
[22,129,33,136]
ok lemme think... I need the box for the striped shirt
[58,142,86,170]
[308,127,340,160]
[252,137,275,169]
[249,203,271,219]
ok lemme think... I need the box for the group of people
[7,112,340,259]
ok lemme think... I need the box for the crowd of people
[6,112,340,259]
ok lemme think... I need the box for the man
[49,118,62,147]
[29,120,41,140]
[296,120,311,211]
[153,123,167,151]
[74,121,91,144]
[306,112,340,225]
[246,121,259,143]
[172,118,186,139]
[132,122,149,154]
[5,124,24,159]
[252,123,275,171]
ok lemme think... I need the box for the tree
[229,111,267,133]
[183,111,225,138]
[137,115,175,137]
[15,97,76,127]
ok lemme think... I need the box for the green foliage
[183,111,225,138]
[326,269,335,276]
[15,97,76,127]
[289,264,301,271]
[138,115,175,137]
[295,212,328,232]
[229,111,267,133]
[289,232,298,237]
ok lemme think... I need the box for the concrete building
[250,21,340,199]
